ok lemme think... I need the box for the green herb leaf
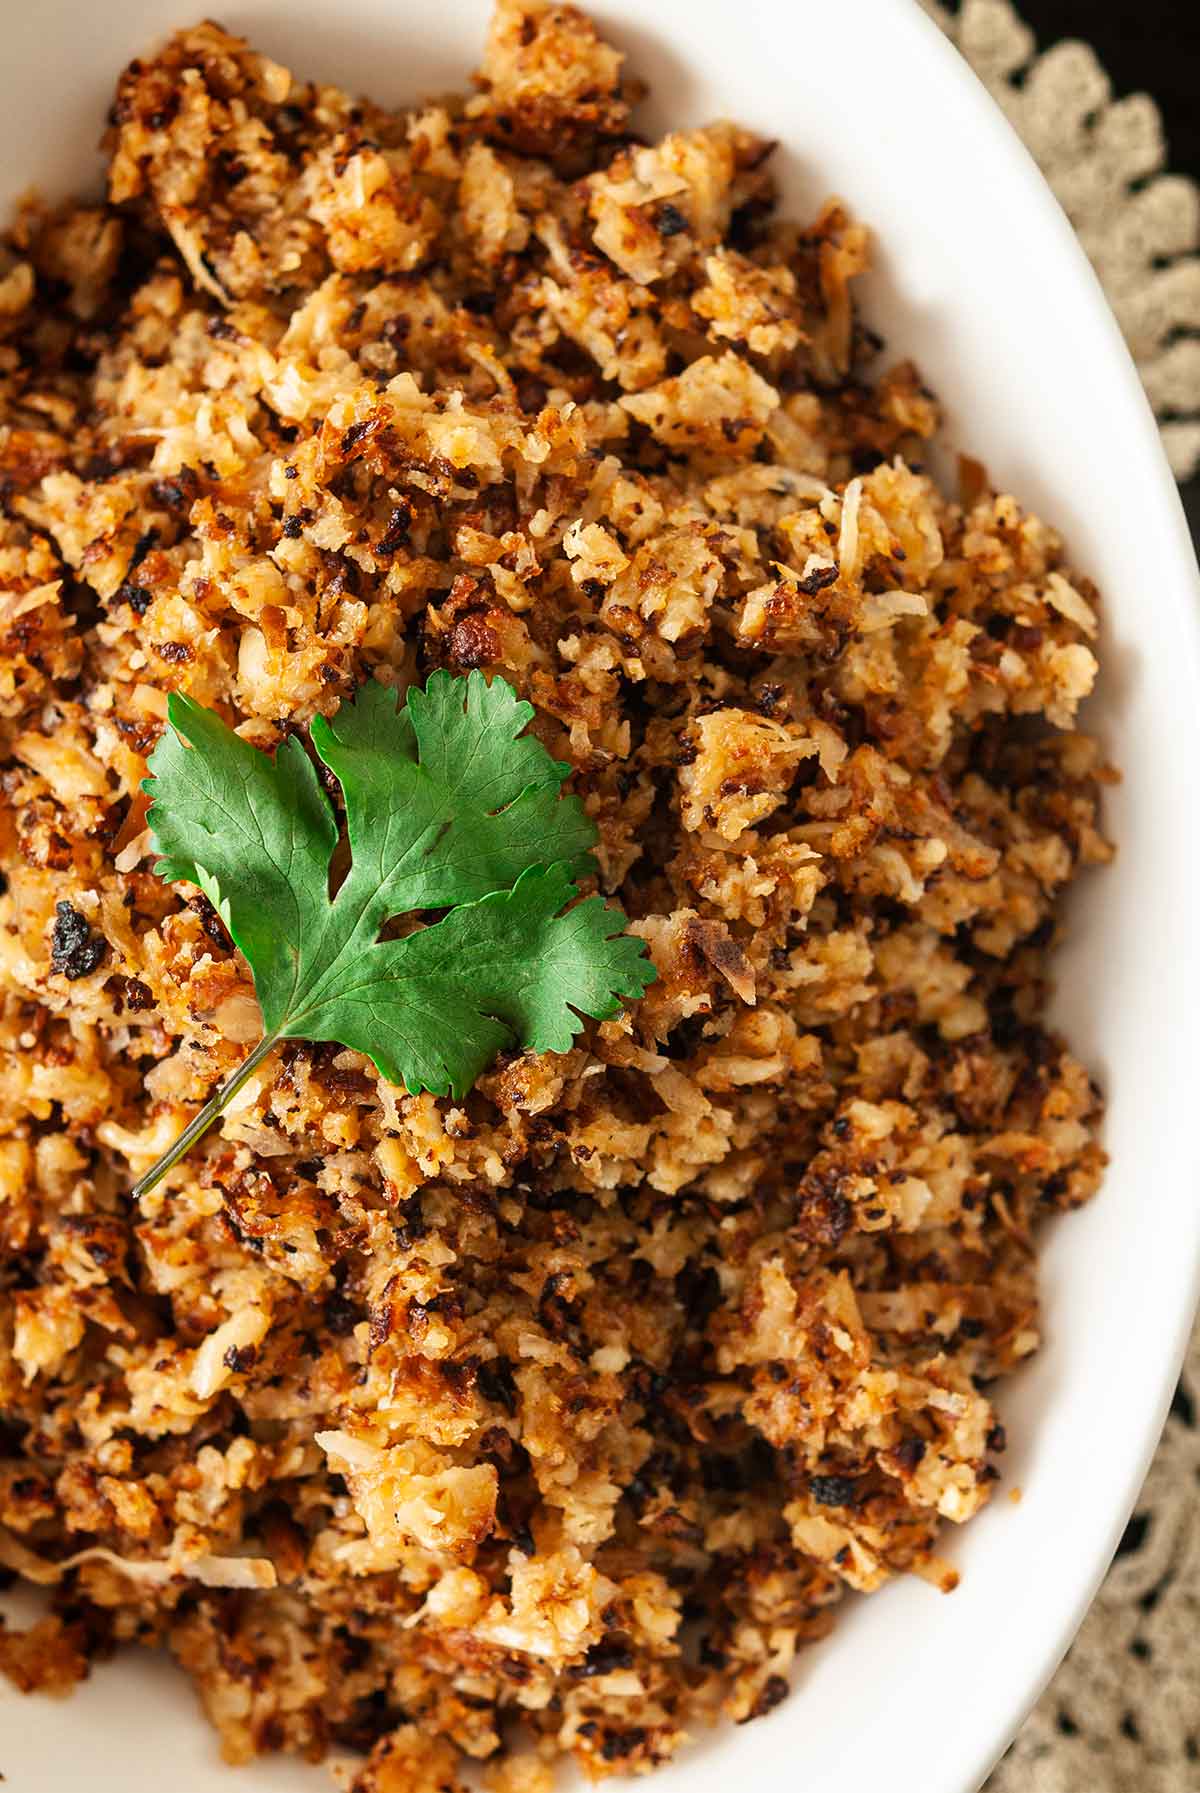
[145,694,339,1037]
[135,671,655,1196]
[292,862,655,1097]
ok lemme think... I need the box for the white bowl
[3,2,1199,1790]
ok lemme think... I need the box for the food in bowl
[0,1,1112,1786]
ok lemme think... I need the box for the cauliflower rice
[0,3,1112,1785]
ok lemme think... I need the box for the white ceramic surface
[2,2,1199,1790]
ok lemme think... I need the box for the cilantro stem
[131,1030,281,1202]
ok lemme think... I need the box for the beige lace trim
[924,0,1200,480]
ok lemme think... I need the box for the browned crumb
[0,1616,91,1696]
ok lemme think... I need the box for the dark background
[1024,0,1200,538]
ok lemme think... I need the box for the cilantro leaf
[297,673,596,1018]
[134,672,654,1195]
[292,863,656,1097]
[310,671,597,922]
[145,694,338,1034]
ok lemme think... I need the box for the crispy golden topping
[0,1,1109,1785]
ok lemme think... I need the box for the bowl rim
[1,3,1199,1792]
[890,4,1200,1785]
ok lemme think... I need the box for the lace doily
[923,8,1200,1785]
[925,0,1200,481]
